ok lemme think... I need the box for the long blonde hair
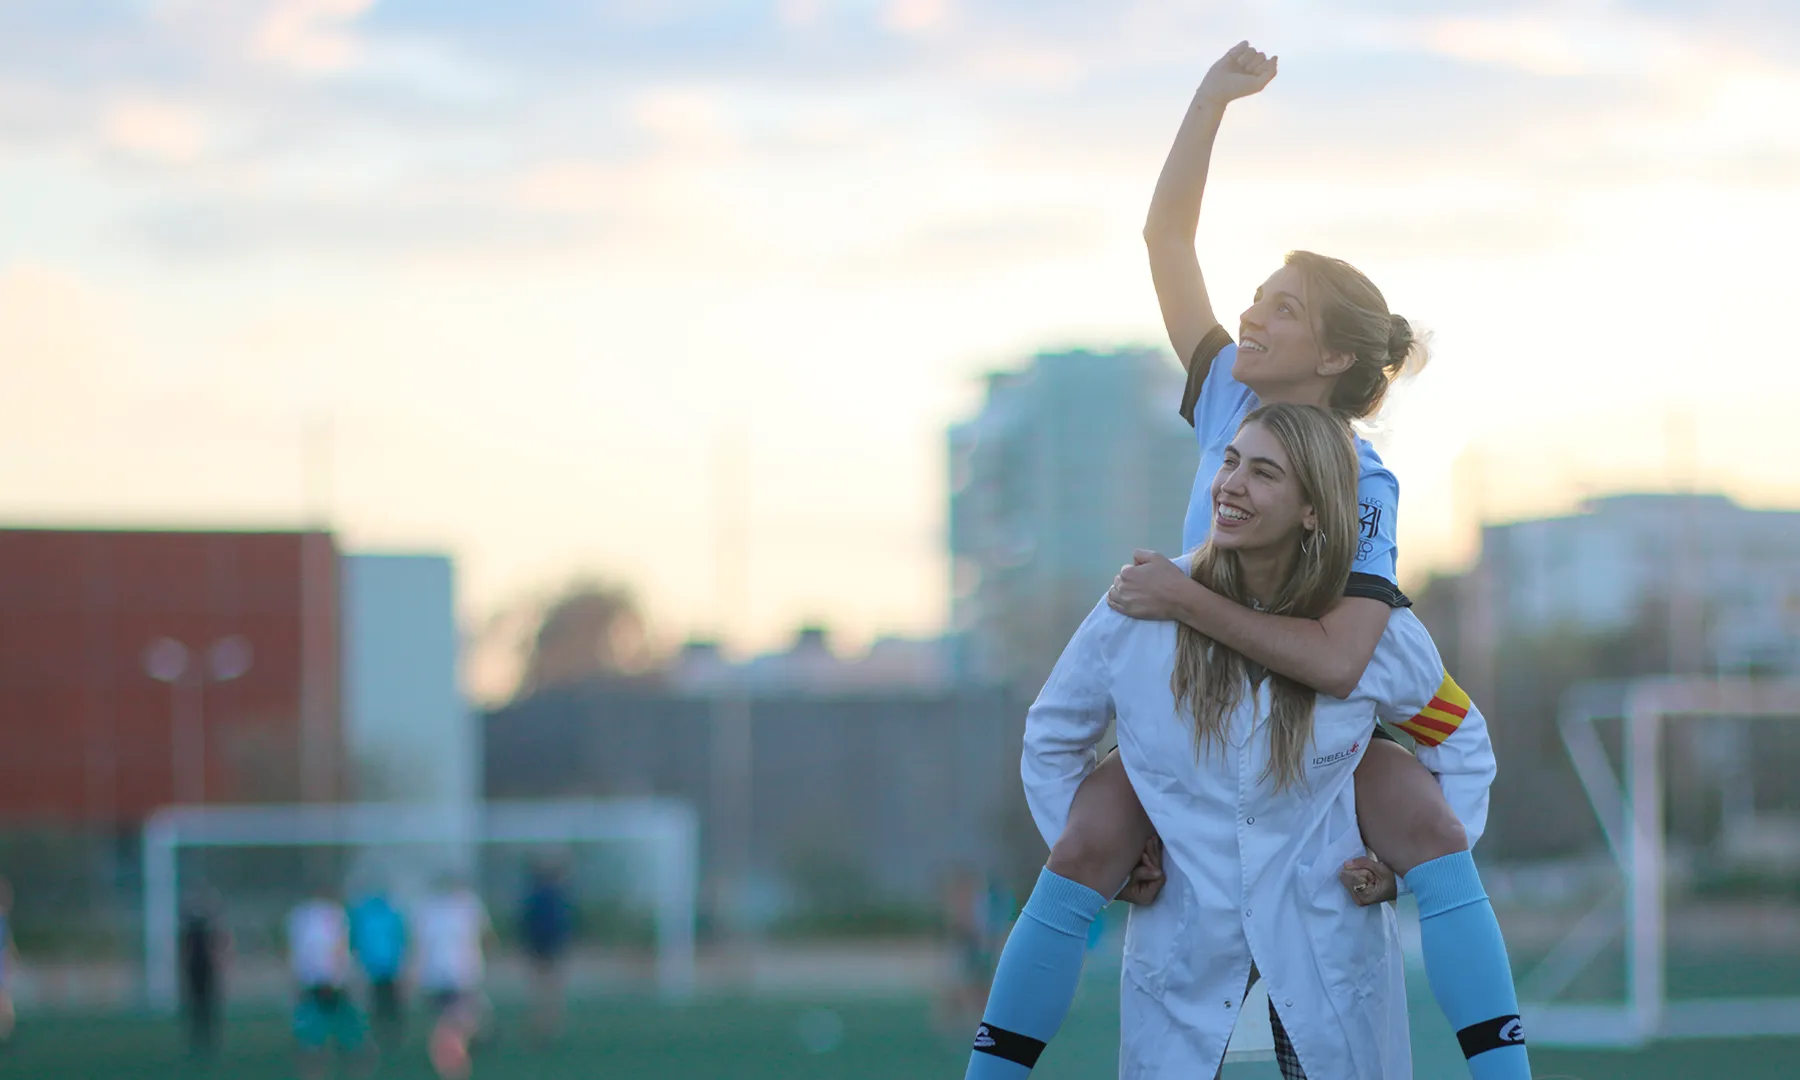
[1171,403,1361,791]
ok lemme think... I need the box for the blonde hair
[1171,403,1360,791]
[1284,250,1430,420]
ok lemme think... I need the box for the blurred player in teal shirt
[349,889,408,1048]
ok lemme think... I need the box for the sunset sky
[3,1,1798,693]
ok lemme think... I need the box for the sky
[3,1,1798,697]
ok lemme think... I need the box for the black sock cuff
[971,1022,1046,1067]
[1457,1014,1526,1058]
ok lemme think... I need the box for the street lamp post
[143,636,253,806]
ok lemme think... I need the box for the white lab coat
[1022,596,1496,1080]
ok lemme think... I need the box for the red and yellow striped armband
[1396,671,1471,748]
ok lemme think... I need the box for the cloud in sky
[2,1,1797,654]
[9,1,1786,260]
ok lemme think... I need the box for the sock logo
[970,1022,1046,1066]
[1458,1014,1526,1058]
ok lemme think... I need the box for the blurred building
[486,625,1025,919]
[1466,493,1800,676]
[948,347,1196,686]
[485,683,1020,915]
[0,529,469,827]
[670,627,956,695]
[1412,492,1800,861]
[342,553,474,806]
[0,529,342,823]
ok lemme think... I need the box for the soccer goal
[141,797,699,1013]
[1519,676,1800,1046]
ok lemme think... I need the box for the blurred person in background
[936,864,1010,1036]
[416,873,495,1080]
[0,877,15,1045]
[349,885,409,1050]
[965,40,1529,1080]
[518,856,576,1046]
[179,886,232,1059]
[287,882,374,1079]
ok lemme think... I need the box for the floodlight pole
[143,636,254,806]
[708,420,754,938]
[174,677,204,807]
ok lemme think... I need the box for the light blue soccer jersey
[1180,335,1404,603]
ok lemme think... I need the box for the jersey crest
[1357,498,1384,562]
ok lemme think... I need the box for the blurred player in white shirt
[287,884,372,1079]
[416,875,495,1080]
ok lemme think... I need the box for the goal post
[1523,676,1800,1046]
[141,797,699,1013]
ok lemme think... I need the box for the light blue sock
[964,867,1108,1080]
[1403,851,1532,1080]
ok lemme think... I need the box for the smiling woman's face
[1208,417,1316,554]
[1232,263,1331,396]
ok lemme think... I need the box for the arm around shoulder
[1166,585,1390,698]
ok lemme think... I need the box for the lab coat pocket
[1299,822,1388,1002]
[1121,865,1191,996]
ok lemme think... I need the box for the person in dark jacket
[519,858,576,1045]
[179,887,232,1058]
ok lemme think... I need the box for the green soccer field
[8,975,1800,1080]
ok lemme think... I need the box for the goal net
[141,797,698,1013]
[1519,676,1800,1046]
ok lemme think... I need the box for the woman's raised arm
[1144,41,1277,375]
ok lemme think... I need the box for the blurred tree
[514,580,655,698]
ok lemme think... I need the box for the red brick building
[0,529,343,824]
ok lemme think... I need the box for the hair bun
[1385,314,1414,370]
